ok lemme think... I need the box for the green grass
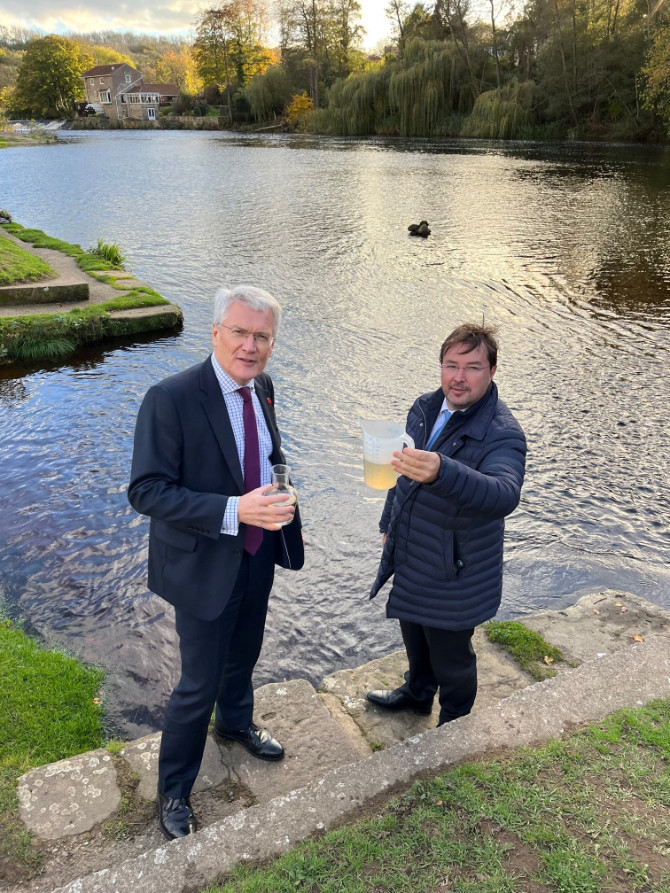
[485,620,566,680]
[87,238,128,269]
[0,234,55,285]
[3,223,122,273]
[0,222,180,363]
[0,613,104,878]
[204,700,670,893]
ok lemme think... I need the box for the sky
[0,0,393,50]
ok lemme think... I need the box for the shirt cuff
[221,497,240,536]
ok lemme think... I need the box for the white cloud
[0,0,390,48]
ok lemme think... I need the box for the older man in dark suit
[128,284,304,840]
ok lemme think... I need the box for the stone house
[81,64,179,124]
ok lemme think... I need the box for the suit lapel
[254,375,283,464]
[199,359,245,494]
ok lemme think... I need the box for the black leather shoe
[157,790,197,840]
[214,722,284,761]
[366,688,433,715]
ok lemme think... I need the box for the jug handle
[402,433,415,450]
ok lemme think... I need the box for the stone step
[11,591,670,893]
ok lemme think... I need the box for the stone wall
[69,117,228,131]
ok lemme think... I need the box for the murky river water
[1,131,668,738]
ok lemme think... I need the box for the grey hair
[213,285,282,336]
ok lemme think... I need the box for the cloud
[0,1,197,36]
[0,0,390,48]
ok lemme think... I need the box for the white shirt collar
[211,353,256,396]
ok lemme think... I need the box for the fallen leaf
[593,608,600,614]
[615,601,622,607]
[544,656,555,665]
[632,633,644,642]
[93,697,102,705]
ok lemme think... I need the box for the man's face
[211,301,275,385]
[440,342,496,411]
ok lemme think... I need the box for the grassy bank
[0,222,181,363]
[206,699,670,893]
[0,235,55,285]
[0,611,104,879]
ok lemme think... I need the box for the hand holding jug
[360,420,415,490]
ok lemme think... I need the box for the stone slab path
[9,590,670,893]
[0,227,180,324]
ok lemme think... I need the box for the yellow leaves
[544,655,555,665]
[286,92,314,124]
[632,633,644,642]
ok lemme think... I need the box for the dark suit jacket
[128,357,304,621]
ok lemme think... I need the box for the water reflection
[0,131,668,740]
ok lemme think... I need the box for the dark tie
[238,387,263,556]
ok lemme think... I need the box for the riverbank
[0,125,61,148]
[6,590,669,893]
[0,222,182,364]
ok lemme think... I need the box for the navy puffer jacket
[370,382,526,631]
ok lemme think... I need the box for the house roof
[126,84,180,96]
[81,63,137,77]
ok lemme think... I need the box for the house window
[99,77,105,83]
[99,90,111,104]
[89,78,94,85]
[147,108,156,120]
[120,94,126,103]
[125,74,131,83]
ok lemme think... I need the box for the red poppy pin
[267,397,272,405]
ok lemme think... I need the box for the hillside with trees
[1,0,668,142]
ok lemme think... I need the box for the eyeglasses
[217,323,275,347]
[439,363,490,376]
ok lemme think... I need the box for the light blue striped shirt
[427,400,452,448]
[210,354,274,535]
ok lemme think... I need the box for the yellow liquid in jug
[363,460,399,490]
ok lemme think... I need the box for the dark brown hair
[439,323,499,367]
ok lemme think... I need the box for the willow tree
[245,64,292,119]
[434,0,480,100]
[388,38,469,135]
[311,63,393,133]
[460,79,538,137]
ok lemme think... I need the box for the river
[1,130,668,739]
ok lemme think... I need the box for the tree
[194,0,270,117]
[434,0,481,99]
[642,26,670,131]
[385,0,412,48]
[274,0,364,106]
[11,36,92,117]
[330,0,365,78]
[154,49,201,94]
[82,45,134,67]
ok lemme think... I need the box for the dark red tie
[238,387,263,556]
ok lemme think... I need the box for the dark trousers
[158,532,275,798]
[399,620,477,726]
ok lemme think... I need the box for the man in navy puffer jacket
[367,323,526,726]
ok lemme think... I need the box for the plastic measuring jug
[360,420,415,490]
